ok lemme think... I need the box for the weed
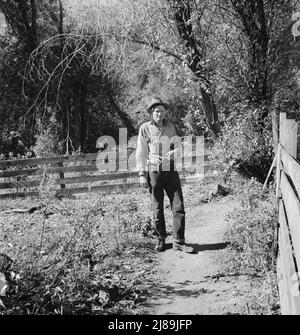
[0,188,156,314]
[224,174,279,314]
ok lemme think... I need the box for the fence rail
[0,146,213,198]
[276,112,300,315]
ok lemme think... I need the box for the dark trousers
[147,170,185,242]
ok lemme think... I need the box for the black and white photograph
[0,0,300,323]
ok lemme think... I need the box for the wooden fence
[276,112,300,314]
[0,144,213,198]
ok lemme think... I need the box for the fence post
[57,161,65,189]
[280,113,286,150]
[280,112,298,159]
[276,144,282,199]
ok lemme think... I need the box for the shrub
[31,112,64,158]
[225,177,277,274]
[223,175,280,314]
[0,190,155,315]
[210,105,274,182]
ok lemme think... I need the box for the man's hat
[147,97,169,114]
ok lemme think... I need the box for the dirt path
[139,198,255,315]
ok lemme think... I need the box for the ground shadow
[189,242,230,253]
[138,279,216,314]
[164,242,230,253]
[164,243,173,250]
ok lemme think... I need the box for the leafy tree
[208,0,298,180]
[0,0,135,156]
[67,0,220,138]
[0,0,297,168]
[215,0,297,149]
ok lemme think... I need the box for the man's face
[152,105,167,123]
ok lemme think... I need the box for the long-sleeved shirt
[136,119,180,174]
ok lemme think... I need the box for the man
[136,97,194,253]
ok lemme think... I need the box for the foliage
[213,1,296,104]
[31,112,64,157]
[0,1,298,158]
[222,175,280,314]
[0,36,33,157]
[225,177,277,274]
[66,0,220,137]
[209,105,273,182]
[0,189,155,315]
[246,271,280,315]
[210,0,298,156]
[118,51,207,136]
[0,0,135,156]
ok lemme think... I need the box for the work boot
[155,239,166,252]
[173,242,195,254]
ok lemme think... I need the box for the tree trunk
[108,95,135,136]
[231,0,269,106]
[79,80,88,151]
[167,0,219,138]
[199,87,219,139]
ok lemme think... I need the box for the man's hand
[139,175,148,188]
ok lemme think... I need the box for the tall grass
[0,187,155,314]
[225,175,280,314]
